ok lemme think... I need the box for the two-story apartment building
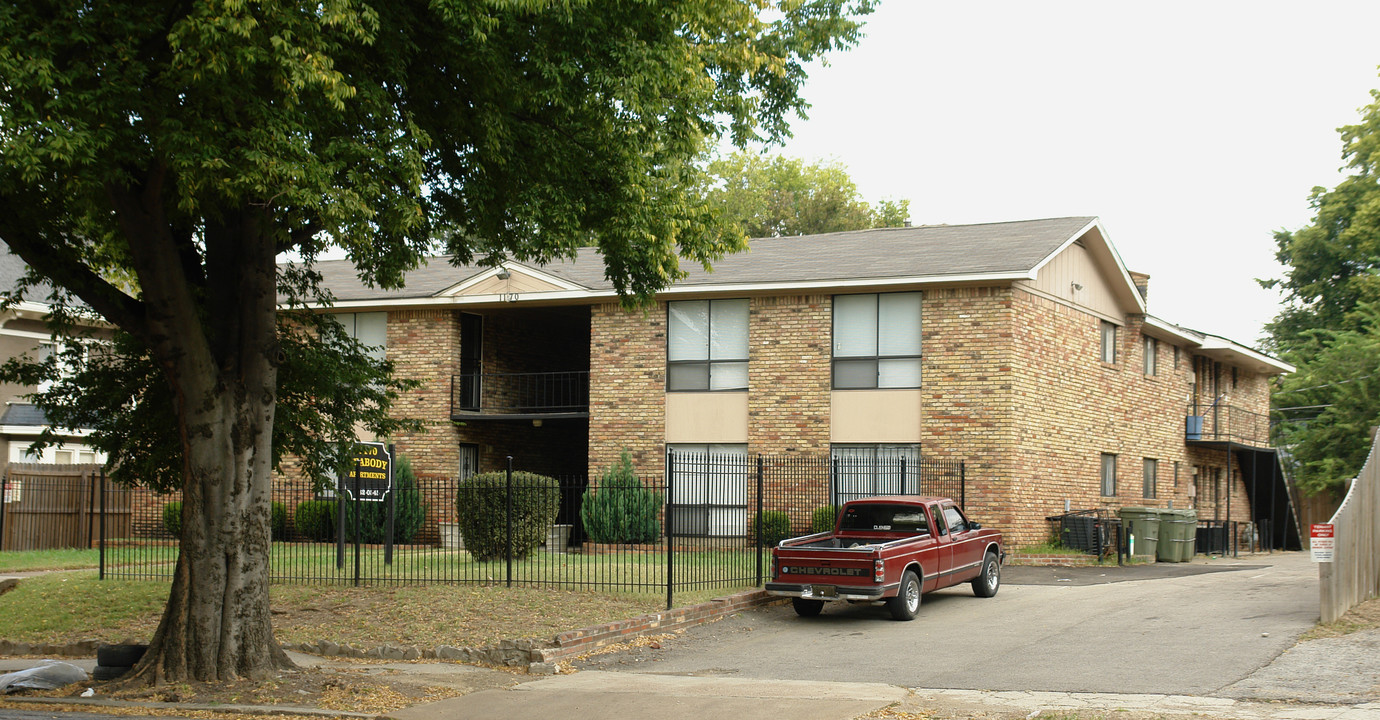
[311,216,1298,547]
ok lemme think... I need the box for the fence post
[336,469,346,570]
[831,457,839,510]
[0,469,6,553]
[756,455,764,587]
[665,449,674,611]
[505,456,513,589]
[98,468,106,580]
[353,458,362,587]
[384,443,396,566]
[960,461,966,509]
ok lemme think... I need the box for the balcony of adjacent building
[449,370,589,421]
[1183,402,1273,450]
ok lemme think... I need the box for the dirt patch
[1302,595,1380,640]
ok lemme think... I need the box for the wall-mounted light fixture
[1071,281,1084,292]
[496,267,511,280]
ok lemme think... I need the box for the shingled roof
[309,216,1102,302]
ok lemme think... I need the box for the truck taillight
[874,558,885,583]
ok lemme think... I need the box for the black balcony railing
[451,370,589,415]
[1184,404,1271,447]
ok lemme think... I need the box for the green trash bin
[1118,507,1160,558]
[1156,508,1197,562]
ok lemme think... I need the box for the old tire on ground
[887,569,921,621]
[972,551,1001,598]
[96,643,148,668]
[91,665,130,681]
[792,598,825,617]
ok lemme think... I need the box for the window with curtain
[667,299,748,391]
[329,312,387,361]
[1100,321,1117,364]
[1101,453,1117,496]
[831,444,921,500]
[667,443,749,536]
[1143,458,1158,499]
[1143,336,1157,376]
[832,292,922,389]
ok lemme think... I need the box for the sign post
[1310,523,1335,563]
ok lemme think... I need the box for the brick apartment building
[310,216,1298,548]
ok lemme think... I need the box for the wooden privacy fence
[0,463,129,551]
[1319,432,1380,623]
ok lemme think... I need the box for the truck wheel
[972,551,1000,598]
[887,570,921,621]
[791,598,824,617]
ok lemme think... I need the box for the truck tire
[887,570,921,621]
[791,598,824,617]
[972,551,1000,598]
[96,643,148,668]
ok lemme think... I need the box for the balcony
[450,371,589,420]
[1184,404,1271,449]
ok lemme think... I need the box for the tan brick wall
[389,309,462,478]
[588,302,666,481]
[747,295,831,453]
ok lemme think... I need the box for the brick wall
[389,310,463,478]
[747,295,831,453]
[588,302,666,481]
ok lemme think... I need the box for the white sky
[765,0,1380,349]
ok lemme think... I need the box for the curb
[2,695,376,718]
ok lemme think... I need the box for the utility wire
[1274,372,1378,395]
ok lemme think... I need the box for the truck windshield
[839,505,930,534]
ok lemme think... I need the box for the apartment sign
[344,442,392,502]
[1310,524,1334,563]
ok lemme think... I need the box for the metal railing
[1184,403,1272,447]
[450,370,589,414]
[92,452,965,609]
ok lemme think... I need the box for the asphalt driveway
[573,552,1320,696]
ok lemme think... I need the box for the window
[1143,458,1158,499]
[832,444,921,499]
[329,312,387,361]
[667,299,748,391]
[1173,345,1181,368]
[942,505,969,534]
[1143,336,1157,376]
[832,293,922,389]
[1100,453,1117,496]
[667,443,748,536]
[1100,321,1117,363]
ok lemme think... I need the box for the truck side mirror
[970,521,982,530]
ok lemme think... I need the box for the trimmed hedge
[752,510,792,548]
[294,500,336,542]
[456,471,559,562]
[811,505,839,534]
[581,452,661,544]
[161,502,181,539]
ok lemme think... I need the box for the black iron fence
[7,453,964,608]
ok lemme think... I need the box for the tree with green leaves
[0,0,874,684]
[1265,84,1380,494]
[704,151,910,237]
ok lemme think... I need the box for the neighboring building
[0,252,106,466]
[309,217,1298,547]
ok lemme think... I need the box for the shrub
[294,500,336,542]
[456,470,559,561]
[811,505,839,533]
[581,452,661,544]
[270,501,288,541]
[343,455,427,543]
[162,502,182,539]
[752,510,792,548]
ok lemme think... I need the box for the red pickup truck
[766,496,1003,620]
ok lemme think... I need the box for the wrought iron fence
[88,452,965,608]
[450,371,589,414]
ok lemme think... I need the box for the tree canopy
[0,0,875,684]
[1265,84,1380,494]
[703,151,910,237]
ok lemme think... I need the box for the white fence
[1319,431,1380,623]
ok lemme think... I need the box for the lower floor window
[831,444,921,500]
[1100,453,1117,496]
[667,444,748,537]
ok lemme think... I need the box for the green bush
[456,470,559,561]
[270,501,288,541]
[343,455,427,544]
[162,501,182,539]
[811,505,839,533]
[294,500,336,542]
[752,510,792,548]
[581,452,662,544]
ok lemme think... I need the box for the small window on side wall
[1100,453,1117,496]
[1143,336,1157,376]
[1143,458,1157,499]
[1100,321,1117,364]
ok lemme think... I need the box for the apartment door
[458,313,482,411]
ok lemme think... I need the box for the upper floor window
[667,299,748,391]
[1143,336,1157,376]
[329,312,387,362]
[1143,458,1158,499]
[833,292,921,389]
[1100,321,1117,364]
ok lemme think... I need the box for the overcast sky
[762,0,1380,348]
